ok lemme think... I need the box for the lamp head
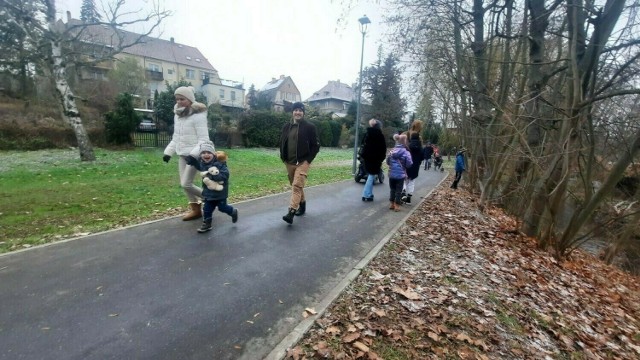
[358,15,371,33]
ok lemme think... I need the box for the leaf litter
[285,184,640,359]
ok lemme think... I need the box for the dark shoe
[231,209,238,223]
[402,194,412,203]
[295,201,306,216]
[197,219,212,233]
[282,208,296,224]
[362,196,374,202]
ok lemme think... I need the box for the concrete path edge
[265,174,450,359]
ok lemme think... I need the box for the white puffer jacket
[164,102,211,157]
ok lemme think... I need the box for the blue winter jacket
[455,152,465,172]
[193,159,230,201]
[386,144,413,180]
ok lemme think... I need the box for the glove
[185,156,198,166]
[163,155,171,163]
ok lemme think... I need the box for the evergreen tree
[0,0,46,98]
[246,84,258,110]
[104,93,140,145]
[80,0,101,23]
[362,52,406,131]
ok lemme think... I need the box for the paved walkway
[0,170,447,360]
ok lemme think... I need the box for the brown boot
[393,202,401,212]
[389,201,395,210]
[182,202,202,221]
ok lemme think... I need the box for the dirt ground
[285,182,640,359]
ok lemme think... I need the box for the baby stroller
[354,158,385,184]
[433,155,443,171]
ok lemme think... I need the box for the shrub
[239,110,289,147]
[104,93,140,145]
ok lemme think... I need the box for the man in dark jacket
[279,102,320,224]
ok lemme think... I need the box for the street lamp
[352,15,371,175]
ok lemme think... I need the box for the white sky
[56,0,388,101]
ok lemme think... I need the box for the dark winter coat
[423,144,434,161]
[193,159,230,201]
[386,144,413,180]
[406,132,424,179]
[360,127,387,175]
[279,119,320,164]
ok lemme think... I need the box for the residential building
[306,80,370,118]
[63,15,245,110]
[258,75,301,112]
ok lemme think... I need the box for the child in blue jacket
[451,147,467,189]
[386,134,413,211]
[186,143,238,233]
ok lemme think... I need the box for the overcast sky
[57,0,388,101]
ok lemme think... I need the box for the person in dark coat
[402,120,424,203]
[423,142,434,170]
[451,147,467,189]
[360,119,387,202]
[279,102,320,224]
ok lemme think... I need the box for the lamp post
[352,15,371,175]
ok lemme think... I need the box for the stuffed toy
[200,167,224,191]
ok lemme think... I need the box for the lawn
[0,147,355,253]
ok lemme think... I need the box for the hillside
[286,184,640,359]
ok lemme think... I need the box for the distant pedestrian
[279,102,320,224]
[360,119,387,202]
[186,145,238,233]
[402,120,424,204]
[163,86,211,221]
[386,134,412,211]
[450,147,467,189]
[423,142,434,170]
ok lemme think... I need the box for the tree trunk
[46,0,95,161]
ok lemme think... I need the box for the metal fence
[131,130,172,148]
[131,130,243,148]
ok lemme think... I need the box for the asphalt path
[0,168,447,360]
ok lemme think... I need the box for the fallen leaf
[342,332,360,343]
[353,341,370,352]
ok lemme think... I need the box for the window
[167,68,174,74]
[230,91,236,101]
[219,89,225,99]
[185,69,195,79]
[186,56,192,60]
[89,69,105,80]
[148,63,161,72]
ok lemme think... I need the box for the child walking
[386,134,413,211]
[186,143,238,233]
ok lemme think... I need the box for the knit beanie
[199,141,215,154]
[174,86,196,103]
[291,102,305,113]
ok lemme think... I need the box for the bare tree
[2,0,170,161]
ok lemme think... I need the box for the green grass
[0,147,354,253]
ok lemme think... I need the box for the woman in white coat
[163,86,211,220]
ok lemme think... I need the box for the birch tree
[2,0,170,161]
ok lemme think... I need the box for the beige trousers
[285,161,310,210]
[179,155,202,203]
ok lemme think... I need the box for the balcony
[145,69,164,81]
